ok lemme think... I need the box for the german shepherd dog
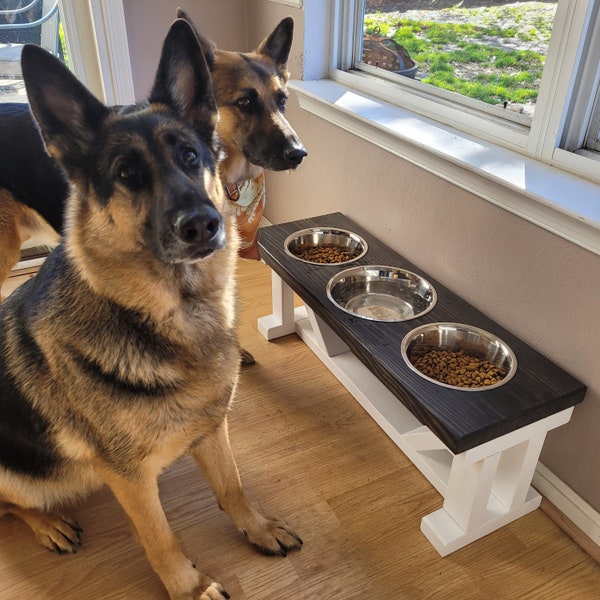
[176,9,306,185]
[0,12,306,291]
[0,19,301,600]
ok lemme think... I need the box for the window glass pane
[362,0,557,119]
[0,0,66,102]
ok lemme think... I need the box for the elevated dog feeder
[257,212,586,556]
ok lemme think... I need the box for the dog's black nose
[173,205,222,245]
[284,147,307,166]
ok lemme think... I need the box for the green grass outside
[59,20,69,67]
[365,2,556,108]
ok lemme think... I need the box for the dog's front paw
[36,514,82,554]
[242,515,303,557]
[40,515,83,554]
[192,578,230,600]
[11,508,82,554]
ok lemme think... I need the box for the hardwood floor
[1,258,599,599]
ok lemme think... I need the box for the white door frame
[59,0,134,105]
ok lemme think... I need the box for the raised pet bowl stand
[257,213,586,556]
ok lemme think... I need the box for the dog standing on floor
[0,12,306,287]
[0,19,301,600]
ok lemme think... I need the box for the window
[360,1,556,123]
[330,0,600,183]
[292,0,600,253]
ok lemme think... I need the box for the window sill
[290,79,600,257]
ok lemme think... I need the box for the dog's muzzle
[283,146,307,168]
[170,204,225,260]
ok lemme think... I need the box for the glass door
[0,0,120,105]
[0,0,63,102]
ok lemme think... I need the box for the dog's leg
[99,470,229,600]
[0,192,60,297]
[0,201,23,295]
[0,231,21,296]
[191,417,302,556]
[0,504,82,553]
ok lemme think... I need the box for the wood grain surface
[0,259,598,599]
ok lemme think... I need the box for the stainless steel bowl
[284,227,368,265]
[401,322,517,391]
[326,265,437,322]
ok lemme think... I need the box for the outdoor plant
[59,21,69,67]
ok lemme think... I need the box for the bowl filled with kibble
[284,227,368,265]
[401,322,517,391]
[326,265,437,322]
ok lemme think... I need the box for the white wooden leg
[419,413,573,557]
[305,307,349,357]
[492,434,547,510]
[443,452,502,532]
[258,271,305,340]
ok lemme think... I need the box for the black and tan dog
[0,19,301,600]
[177,9,306,184]
[0,12,306,289]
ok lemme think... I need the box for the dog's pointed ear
[256,17,294,69]
[149,18,218,144]
[175,7,216,69]
[20,44,109,165]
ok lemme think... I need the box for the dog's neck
[219,156,263,187]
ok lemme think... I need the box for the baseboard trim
[534,463,600,562]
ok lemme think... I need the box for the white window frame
[269,0,303,6]
[291,0,600,255]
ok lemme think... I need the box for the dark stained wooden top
[258,212,587,453]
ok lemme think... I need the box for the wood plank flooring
[1,258,599,599]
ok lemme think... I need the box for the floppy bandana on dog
[225,172,266,260]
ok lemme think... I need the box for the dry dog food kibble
[291,243,361,263]
[410,349,507,388]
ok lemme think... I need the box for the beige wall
[123,0,248,99]
[246,1,304,78]
[123,1,600,513]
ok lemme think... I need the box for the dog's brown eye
[117,164,141,183]
[236,97,252,110]
[182,148,198,165]
[278,95,287,111]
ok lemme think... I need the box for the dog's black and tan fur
[0,12,306,292]
[0,19,301,600]
[176,9,306,185]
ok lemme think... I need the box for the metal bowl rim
[326,264,438,322]
[400,321,518,392]
[284,227,368,265]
